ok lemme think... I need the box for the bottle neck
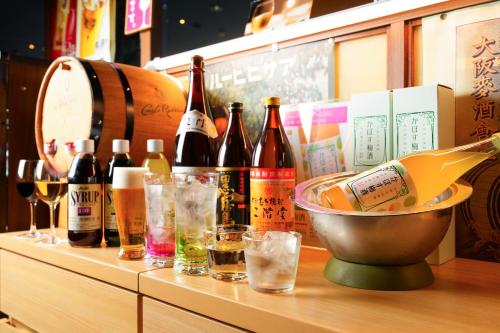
[263,106,282,129]
[186,68,209,115]
[446,133,499,156]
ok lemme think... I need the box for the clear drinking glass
[34,160,68,245]
[144,173,175,267]
[113,167,148,260]
[206,225,251,281]
[16,160,43,239]
[173,172,219,276]
[243,230,302,293]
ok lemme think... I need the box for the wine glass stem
[49,203,57,244]
[29,201,38,234]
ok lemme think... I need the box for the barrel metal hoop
[80,60,104,150]
[108,63,135,142]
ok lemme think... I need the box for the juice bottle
[321,133,500,212]
[142,139,171,179]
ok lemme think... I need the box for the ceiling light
[179,18,186,25]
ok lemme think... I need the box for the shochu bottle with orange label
[217,102,253,225]
[250,97,296,231]
[173,55,217,172]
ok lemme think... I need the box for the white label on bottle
[68,184,102,231]
[176,110,218,138]
[337,160,417,211]
[104,184,117,230]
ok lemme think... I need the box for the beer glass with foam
[112,167,148,259]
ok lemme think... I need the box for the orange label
[250,168,295,231]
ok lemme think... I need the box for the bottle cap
[113,139,130,153]
[229,102,243,111]
[191,55,204,69]
[43,139,57,155]
[147,139,163,153]
[263,97,280,106]
[74,139,94,153]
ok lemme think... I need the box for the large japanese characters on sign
[456,19,499,143]
[455,17,500,262]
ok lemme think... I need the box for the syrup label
[68,184,102,231]
[337,161,417,211]
[176,109,218,138]
[104,184,117,230]
[216,167,250,225]
[250,168,295,231]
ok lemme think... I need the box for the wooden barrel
[35,56,186,170]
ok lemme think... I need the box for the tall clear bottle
[104,139,134,247]
[142,139,171,179]
[217,102,253,225]
[250,97,296,231]
[172,55,217,172]
[322,132,500,212]
[68,139,103,247]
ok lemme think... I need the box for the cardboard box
[349,91,392,172]
[392,84,455,264]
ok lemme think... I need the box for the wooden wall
[1,56,49,232]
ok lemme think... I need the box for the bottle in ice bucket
[250,97,296,231]
[321,133,500,212]
[142,139,171,179]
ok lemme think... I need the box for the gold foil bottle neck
[263,96,280,106]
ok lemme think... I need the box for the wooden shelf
[1,230,499,332]
[0,229,158,291]
[140,248,500,333]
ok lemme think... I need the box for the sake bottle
[321,133,500,212]
[250,97,296,231]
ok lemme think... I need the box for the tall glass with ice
[243,230,302,293]
[112,167,148,260]
[173,172,218,275]
[144,173,176,267]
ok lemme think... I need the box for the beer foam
[112,167,148,189]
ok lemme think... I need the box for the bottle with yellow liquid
[321,133,500,212]
[142,139,171,180]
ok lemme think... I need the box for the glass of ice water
[243,230,302,293]
[206,225,251,281]
[173,172,219,276]
[144,173,175,267]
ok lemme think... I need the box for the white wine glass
[35,160,68,245]
[16,160,43,239]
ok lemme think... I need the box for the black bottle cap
[229,102,243,111]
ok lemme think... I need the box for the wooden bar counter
[0,229,499,332]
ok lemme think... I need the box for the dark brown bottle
[217,102,253,225]
[68,139,103,247]
[104,140,134,247]
[250,97,296,231]
[172,55,217,171]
